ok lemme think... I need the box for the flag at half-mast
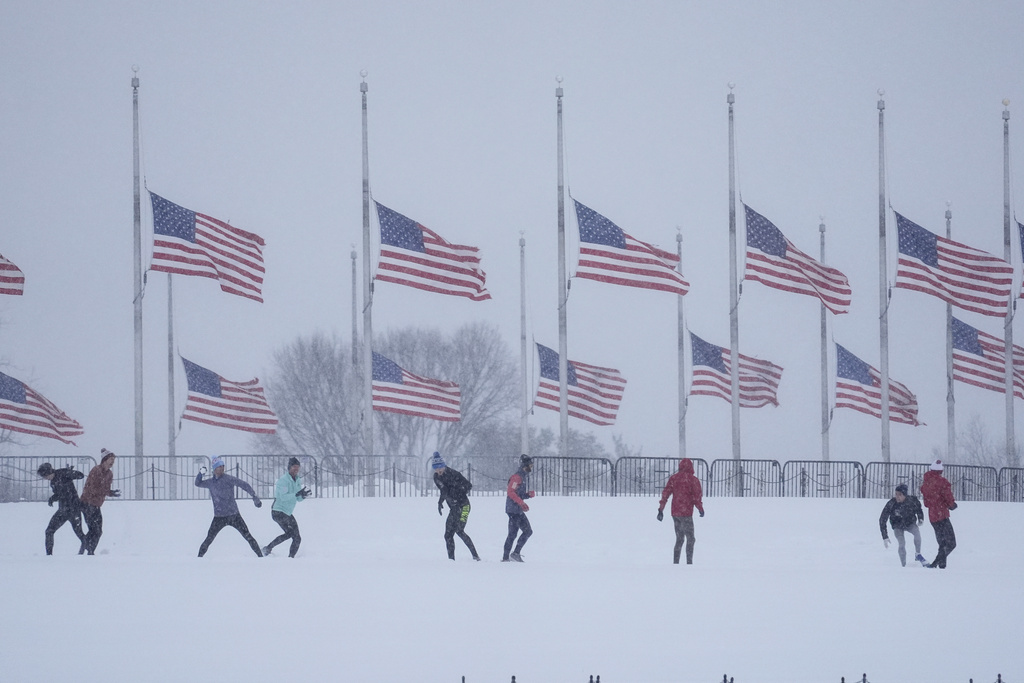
[572,199,689,295]
[181,358,278,434]
[743,205,851,314]
[0,371,84,444]
[894,212,1012,317]
[533,343,627,426]
[149,192,267,303]
[371,352,461,421]
[0,253,25,296]
[374,202,490,301]
[834,344,920,425]
[688,332,783,408]
[952,317,1024,399]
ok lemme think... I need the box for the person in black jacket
[431,452,480,561]
[879,483,926,567]
[37,462,87,555]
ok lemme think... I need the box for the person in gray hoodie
[194,456,263,558]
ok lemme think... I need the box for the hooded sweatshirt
[658,458,705,517]
[920,469,956,523]
[195,472,258,517]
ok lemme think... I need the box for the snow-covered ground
[1,494,1020,682]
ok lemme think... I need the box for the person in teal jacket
[262,457,311,558]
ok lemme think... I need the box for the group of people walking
[39,450,960,568]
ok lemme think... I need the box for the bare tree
[374,321,518,456]
[251,332,362,458]
[951,413,1020,469]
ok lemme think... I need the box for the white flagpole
[351,245,359,368]
[677,230,687,460]
[1003,99,1016,463]
[520,234,530,456]
[556,77,569,459]
[727,84,742,483]
[167,274,176,499]
[877,90,891,464]
[132,68,144,465]
[945,204,956,461]
[819,218,830,462]
[361,71,375,480]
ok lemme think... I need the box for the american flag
[181,357,278,434]
[1018,220,1024,300]
[688,333,783,408]
[374,202,490,301]
[533,343,627,426]
[573,199,689,296]
[0,371,83,444]
[895,212,1012,318]
[372,352,461,421]
[0,253,25,296]
[834,344,920,426]
[743,205,851,314]
[952,317,1024,399]
[150,192,267,303]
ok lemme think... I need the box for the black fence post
[150,464,156,500]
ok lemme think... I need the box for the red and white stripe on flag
[835,369,920,426]
[534,360,627,427]
[372,369,462,422]
[0,372,83,444]
[0,253,25,296]
[953,321,1024,400]
[689,351,783,408]
[182,376,278,434]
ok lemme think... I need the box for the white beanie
[929,459,944,471]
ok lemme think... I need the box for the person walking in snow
[431,452,480,561]
[195,456,264,558]
[920,459,957,569]
[502,454,536,562]
[79,449,121,555]
[878,482,926,567]
[657,457,705,565]
[262,457,310,558]
[37,462,87,555]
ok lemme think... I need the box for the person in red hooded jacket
[657,458,705,564]
[920,459,957,569]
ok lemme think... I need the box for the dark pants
[45,505,86,555]
[503,512,532,559]
[81,503,104,555]
[198,514,263,558]
[673,515,696,564]
[444,503,479,560]
[930,518,957,568]
[265,510,301,557]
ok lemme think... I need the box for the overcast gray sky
[3,0,1024,463]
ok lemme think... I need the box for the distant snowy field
[1,495,1020,683]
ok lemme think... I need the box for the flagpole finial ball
[556,75,563,84]
[360,69,368,79]
[131,64,139,74]
[1003,99,1010,107]
[877,88,885,97]
[727,82,735,90]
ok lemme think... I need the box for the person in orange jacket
[920,459,957,569]
[657,458,705,564]
[79,449,120,555]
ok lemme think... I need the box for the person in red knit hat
[920,459,957,569]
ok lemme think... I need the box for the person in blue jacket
[194,456,264,558]
[502,454,536,562]
[262,457,311,558]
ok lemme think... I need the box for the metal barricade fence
[110,456,212,501]
[532,456,614,496]
[1000,467,1024,502]
[862,462,927,498]
[614,457,710,496]
[781,461,864,499]
[315,455,424,497]
[709,459,782,497]
[440,455,520,496]
[944,464,1000,502]
[0,455,97,503]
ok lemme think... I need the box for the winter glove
[948,502,957,510]
[917,518,924,526]
[253,497,262,508]
[438,500,444,516]
[883,538,890,549]
[527,490,536,498]
[297,487,312,499]
[656,510,664,522]
[109,489,121,498]
[521,502,530,512]
[699,509,705,518]
[48,499,54,507]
